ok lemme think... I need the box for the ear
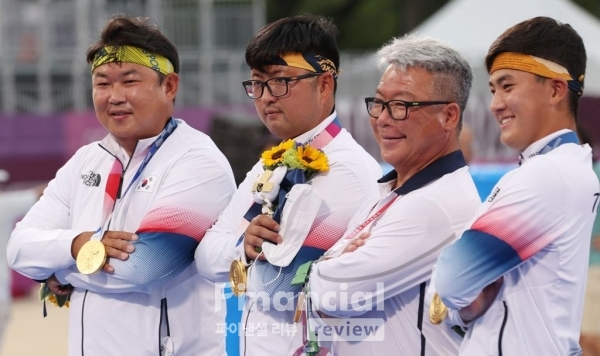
[441,102,461,131]
[549,78,568,106]
[163,73,179,100]
[317,72,335,103]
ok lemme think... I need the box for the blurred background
[1,0,600,355]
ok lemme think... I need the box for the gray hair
[376,34,473,124]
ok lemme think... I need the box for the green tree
[267,0,600,51]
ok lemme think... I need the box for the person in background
[6,15,235,355]
[432,16,599,355]
[195,14,381,356]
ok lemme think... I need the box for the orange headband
[490,52,584,96]
[272,52,339,79]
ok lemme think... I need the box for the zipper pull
[116,171,124,199]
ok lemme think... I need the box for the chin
[500,136,523,151]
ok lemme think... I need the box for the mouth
[109,111,131,120]
[263,110,282,121]
[499,116,514,127]
[380,132,406,141]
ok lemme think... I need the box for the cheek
[414,117,443,138]
[92,90,107,105]
[369,118,378,134]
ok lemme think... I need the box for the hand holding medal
[73,230,138,274]
[230,139,330,296]
[76,237,107,274]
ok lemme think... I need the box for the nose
[259,84,277,104]
[108,84,126,105]
[489,91,505,113]
[374,106,395,126]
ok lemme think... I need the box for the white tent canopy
[412,0,600,96]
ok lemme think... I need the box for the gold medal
[230,259,247,296]
[294,291,305,323]
[76,240,107,275]
[429,292,448,325]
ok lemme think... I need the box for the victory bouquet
[252,139,329,219]
[39,282,71,317]
[248,139,329,267]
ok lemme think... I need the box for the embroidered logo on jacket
[487,187,501,203]
[81,171,101,187]
[136,176,157,193]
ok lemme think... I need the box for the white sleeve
[425,265,470,330]
[7,154,85,280]
[434,161,567,309]
[55,151,235,293]
[309,197,455,317]
[195,163,261,282]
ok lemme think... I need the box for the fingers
[71,231,95,259]
[102,232,138,261]
[53,284,74,296]
[244,215,282,260]
[342,233,371,254]
[357,232,371,240]
[102,263,115,274]
[46,275,73,295]
[98,231,138,273]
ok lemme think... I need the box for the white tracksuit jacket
[7,119,236,356]
[434,130,600,355]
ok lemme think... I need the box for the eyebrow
[489,74,513,87]
[251,68,286,79]
[374,88,415,100]
[93,68,141,79]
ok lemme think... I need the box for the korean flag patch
[136,176,157,193]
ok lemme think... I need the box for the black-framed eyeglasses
[364,97,451,121]
[242,72,323,99]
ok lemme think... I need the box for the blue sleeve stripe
[436,229,522,307]
[111,231,198,286]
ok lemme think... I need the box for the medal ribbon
[327,150,468,256]
[519,131,580,165]
[340,196,398,241]
[92,118,179,240]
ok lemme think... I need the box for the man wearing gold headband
[431,16,599,355]
[195,14,381,355]
[7,15,235,355]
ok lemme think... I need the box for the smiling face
[92,62,179,155]
[250,65,334,140]
[370,65,460,180]
[488,69,554,151]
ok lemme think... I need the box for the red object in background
[11,270,36,298]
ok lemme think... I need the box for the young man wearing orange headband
[430,16,599,355]
[195,14,381,355]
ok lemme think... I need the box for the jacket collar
[378,150,467,195]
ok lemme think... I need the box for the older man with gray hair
[301,34,481,355]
